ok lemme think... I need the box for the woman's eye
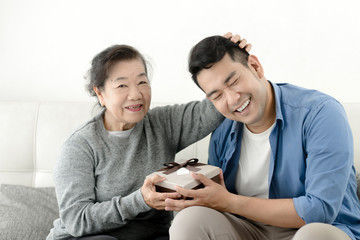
[139,81,148,85]
[117,84,126,88]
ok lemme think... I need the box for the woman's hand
[141,174,181,210]
[224,32,252,52]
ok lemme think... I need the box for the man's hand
[164,170,305,228]
[141,174,181,210]
[164,170,232,212]
[224,32,252,52]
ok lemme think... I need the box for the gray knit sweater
[47,99,223,240]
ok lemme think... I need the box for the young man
[166,35,360,240]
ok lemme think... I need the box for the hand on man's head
[223,32,252,52]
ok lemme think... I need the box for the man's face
[197,54,274,133]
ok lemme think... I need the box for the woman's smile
[125,104,143,112]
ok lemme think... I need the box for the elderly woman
[46,36,250,240]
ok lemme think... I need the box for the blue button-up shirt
[208,82,360,240]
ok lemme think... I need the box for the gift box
[147,158,221,193]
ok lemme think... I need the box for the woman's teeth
[126,105,141,109]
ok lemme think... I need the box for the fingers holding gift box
[146,158,221,194]
[141,174,182,210]
[163,170,231,212]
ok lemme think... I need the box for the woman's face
[94,59,151,131]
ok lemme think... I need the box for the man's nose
[225,88,241,107]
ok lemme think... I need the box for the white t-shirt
[235,123,274,199]
[108,128,134,138]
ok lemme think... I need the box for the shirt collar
[230,120,242,141]
[269,81,284,129]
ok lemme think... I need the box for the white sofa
[1,101,359,239]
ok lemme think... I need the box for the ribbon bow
[159,158,204,175]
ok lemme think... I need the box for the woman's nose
[128,86,142,100]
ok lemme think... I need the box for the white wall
[1,0,359,104]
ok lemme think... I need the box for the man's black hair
[189,35,249,90]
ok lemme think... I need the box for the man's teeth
[236,99,250,112]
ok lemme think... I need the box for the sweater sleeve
[54,136,151,237]
[293,100,353,224]
[149,98,224,153]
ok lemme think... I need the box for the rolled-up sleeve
[293,100,353,223]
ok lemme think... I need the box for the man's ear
[247,55,264,79]
[93,86,105,107]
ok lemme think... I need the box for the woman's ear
[93,86,105,107]
[247,55,265,79]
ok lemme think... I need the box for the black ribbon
[159,158,204,175]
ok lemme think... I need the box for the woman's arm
[54,137,150,237]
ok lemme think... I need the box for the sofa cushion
[0,184,58,239]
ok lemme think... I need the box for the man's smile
[235,98,251,113]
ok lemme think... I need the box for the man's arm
[165,100,353,228]
[164,172,305,228]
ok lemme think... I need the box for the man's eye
[117,84,126,88]
[139,81,148,85]
[230,78,238,87]
[213,93,222,101]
